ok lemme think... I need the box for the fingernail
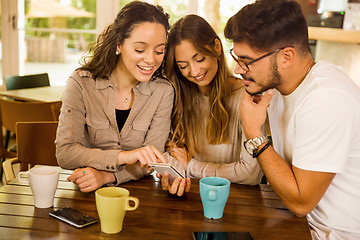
[268,89,274,95]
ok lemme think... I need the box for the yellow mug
[95,187,139,234]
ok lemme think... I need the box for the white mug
[18,166,59,208]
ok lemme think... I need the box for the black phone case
[49,207,97,228]
[192,232,254,240]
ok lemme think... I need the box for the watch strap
[253,141,271,158]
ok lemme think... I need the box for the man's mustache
[241,75,254,82]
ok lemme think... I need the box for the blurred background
[0,0,359,87]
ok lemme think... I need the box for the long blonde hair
[164,15,233,158]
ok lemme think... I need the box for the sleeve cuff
[103,150,121,172]
[112,164,148,185]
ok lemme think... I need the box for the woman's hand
[117,145,166,167]
[67,167,115,192]
[170,146,189,169]
[157,172,191,196]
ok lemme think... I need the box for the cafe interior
[0,0,359,239]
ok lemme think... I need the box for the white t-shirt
[268,60,360,239]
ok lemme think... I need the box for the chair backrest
[16,121,59,171]
[0,98,60,160]
[0,97,58,133]
[5,73,50,90]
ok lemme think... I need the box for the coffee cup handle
[18,171,29,184]
[125,197,139,211]
[209,189,217,201]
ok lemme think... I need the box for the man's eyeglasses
[229,46,294,73]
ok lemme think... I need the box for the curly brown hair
[79,1,170,79]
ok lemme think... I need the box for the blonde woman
[160,15,263,196]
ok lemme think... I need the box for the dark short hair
[80,1,170,79]
[224,0,309,54]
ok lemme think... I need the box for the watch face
[244,135,268,156]
[244,140,255,155]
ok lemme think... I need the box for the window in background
[1,0,255,87]
[23,0,96,86]
[157,0,188,25]
[120,0,187,25]
[198,0,255,74]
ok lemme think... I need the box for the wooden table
[0,169,311,240]
[0,86,65,102]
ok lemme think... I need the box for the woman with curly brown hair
[56,1,173,192]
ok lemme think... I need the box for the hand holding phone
[49,207,97,228]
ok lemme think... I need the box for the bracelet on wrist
[253,141,271,158]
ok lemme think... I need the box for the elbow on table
[56,156,73,170]
[237,165,264,185]
[288,203,314,217]
[55,149,75,170]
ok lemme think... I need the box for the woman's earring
[115,50,120,55]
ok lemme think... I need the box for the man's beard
[243,62,282,96]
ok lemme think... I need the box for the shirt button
[106,166,109,169]
[117,142,120,145]
[67,109,71,113]
[111,166,115,170]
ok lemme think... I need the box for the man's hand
[240,89,273,139]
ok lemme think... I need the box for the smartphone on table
[149,162,185,182]
[192,232,254,240]
[49,207,97,228]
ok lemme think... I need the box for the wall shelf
[308,27,360,44]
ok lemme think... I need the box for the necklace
[122,92,132,103]
[112,80,133,103]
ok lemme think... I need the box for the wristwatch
[244,134,269,157]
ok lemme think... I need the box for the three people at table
[159,14,263,196]
[56,1,360,238]
[224,0,360,239]
[55,1,172,192]
[56,1,262,194]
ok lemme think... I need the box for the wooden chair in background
[2,121,59,184]
[3,73,51,151]
[0,98,60,177]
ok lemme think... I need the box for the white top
[268,60,360,238]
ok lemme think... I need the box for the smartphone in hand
[49,207,97,228]
[149,162,185,182]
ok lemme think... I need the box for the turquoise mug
[199,177,230,219]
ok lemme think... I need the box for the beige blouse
[55,70,174,184]
[167,86,263,185]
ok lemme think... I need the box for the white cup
[18,166,59,208]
